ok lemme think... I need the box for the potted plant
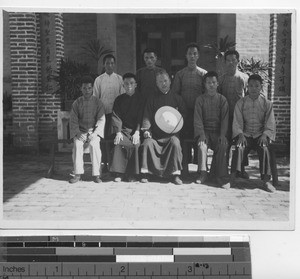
[238,57,272,83]
[203,35,236,76]
[81,39,113,74]
[238,57,273,97]
[52,39,113,111]
[52,58,97,111]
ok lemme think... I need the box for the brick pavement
[2,153,290,224]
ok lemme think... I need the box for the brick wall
[268,14,291,150]
[268,14,277,100]
[3,11,13,148]
[9,13,39,151]
[8,12,65,152]
[236,14,270,61]
[273,96,291,147]
[37,13,64,151]
[55,14,64,62]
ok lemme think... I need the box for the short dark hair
[122,72,136,81]
[143,48,157,56]
[155,69,169,79]
[248,74,263,84]
[203,71,218,83]
[224,50,240,61]
[81,75,94,86]
[103,54,116,64]
[185,42,199,53]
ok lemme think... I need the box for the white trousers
[72,136,101,176]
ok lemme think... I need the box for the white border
[0,3,297,231]
[0,1,299,278]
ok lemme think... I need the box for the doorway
[136,17,197,79]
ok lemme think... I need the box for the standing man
[172,42,207,173]
[69,76,105,184]
[136,48,163,108]
[109,73,143,182]
[218,50,248,176]
[140,70,186,185]
[93,54,125,172]
[230,74,276,193]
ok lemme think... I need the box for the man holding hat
[140,69,186,185]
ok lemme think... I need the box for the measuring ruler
[0,235,251,278]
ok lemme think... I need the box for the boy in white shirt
[93,54,125,172]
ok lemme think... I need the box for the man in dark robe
[109,73,143,182]
[140,70,186,185]
[136,48,164,108]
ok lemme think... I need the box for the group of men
[69,43,276,193]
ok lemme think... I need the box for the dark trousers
[110,134,140,175]
[181,110,198,163]
[101,113,113,166]
[198,131,228,178]
[231,136,272,176]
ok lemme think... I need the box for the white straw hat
[154,106,184,134]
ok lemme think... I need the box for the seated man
[69,75,105,184]
[109,73,143,182]
[140,69,186,185]
[194,71,230,188]
[230,74,276,193]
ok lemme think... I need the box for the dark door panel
[136,17,197,79]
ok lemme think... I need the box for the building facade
[2,12,292,153]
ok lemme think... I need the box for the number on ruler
[188,266,193,273]
[120,266,126,273]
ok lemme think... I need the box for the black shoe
[262,174,276,193]
[94,176,102,183]
[127,175,137,182]
[195,171,208,184]
[114,173,124,182]
[140,174,149,183]
[173,175,183,185]
[216,177,231,189]
[101,164,109,173]
[69,174,81,184]
[263,181,276,193]
[236,170,249,179]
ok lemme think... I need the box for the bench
[182,139,284,186]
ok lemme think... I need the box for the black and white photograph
[1,7,295,230]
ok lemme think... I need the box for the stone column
[38,13,64,151]
[116,14,136,74]
[96,14,117,74]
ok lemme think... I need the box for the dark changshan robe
[109,92,143,175]
[140,89,187,177]
[136,66,163,109]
